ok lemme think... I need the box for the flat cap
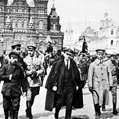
[95,48,105,52]
[9,52,19,58]
[11,43,21,49]
[64,48,74,55]
[27,42,36,49]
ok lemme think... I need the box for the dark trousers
[55,85,74,119]
[3,96,20,119]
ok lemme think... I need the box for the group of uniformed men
[0,42,119,119]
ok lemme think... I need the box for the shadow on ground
[19,112,53,119]
[59,115,90,119]
[1,108,119,119]
[100,108,119,119]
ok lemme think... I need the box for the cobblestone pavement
[0,68,119,119]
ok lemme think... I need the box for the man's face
[97,51,105,60]
[10,56,18,64]
[28,48,35,57]
[13,47,21,54]
[64,51,72,60]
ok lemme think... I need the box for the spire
[66,19,73,34]
[52,0,55,9]
[49,0,58,17]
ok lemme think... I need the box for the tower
[47,3,61,31]
[47,1,64,50]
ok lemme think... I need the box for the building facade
[63,21,77,49]
[77,12,119,55]
[0,0,64,54]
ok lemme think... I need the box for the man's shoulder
[24,55,29,61]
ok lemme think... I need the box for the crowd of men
[0,42,119,119]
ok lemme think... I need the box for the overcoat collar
[95,58,105,66]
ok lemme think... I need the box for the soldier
[0,52,26,119]
[88,48,113,119]
[24,43,44,119]
[105,54,118,115]
[77,52,89,88]
[45,48,83,119]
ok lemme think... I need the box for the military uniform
[0,52,26,119]
[107,57,118,114]
[24,44,44,119]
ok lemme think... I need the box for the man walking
[88,48,113,119]
[45,48,83,119]
[106,54,118,115]
[0,52,26,119]
[24,43,44,119]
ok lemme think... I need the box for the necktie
[66,60,69,69]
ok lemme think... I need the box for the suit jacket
[45,58,83,111]
[0,63,26,96]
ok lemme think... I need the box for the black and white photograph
[0,0,119,119]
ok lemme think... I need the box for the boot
[26,101,33,119]
[112,96,118,115]
[94,104,101,119]
[65,109,72,119]
[4,109,9,119]
[12,110,18,119]
[102,104,106,111]
[54,107,60,119]
[10,107,13,119]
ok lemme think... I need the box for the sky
[8,0,119,38]
[48,0,119,31]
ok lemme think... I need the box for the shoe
[113,110,118,115]
[102,107,106,111]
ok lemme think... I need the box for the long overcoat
[45,58,83,111]
[88,59,113,106]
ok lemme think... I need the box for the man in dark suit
[45,48,83,119]
[0,52,26,119]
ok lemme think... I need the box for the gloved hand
[89,87,93,92]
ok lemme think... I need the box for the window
[25,9,27,13]
[39,21,44,29]
[111,40,113,46]
[14,9,15,12]
[22,9,25,12]
[7,9,9,12]
[12,20,16,28]
[17,20,22,28]
[111,29,114,35]
[53,24,56,30]
[23,20,27,29]
[18,9,22,13]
